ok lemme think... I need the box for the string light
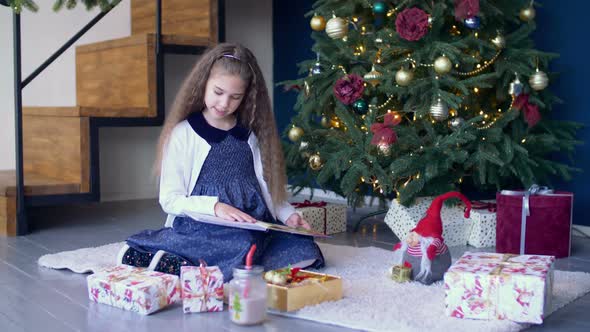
[368,95,395,110]
[456,50,502,76]
[473,96,515,130]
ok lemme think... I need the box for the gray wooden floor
[1,199,590,331]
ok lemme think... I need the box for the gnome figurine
[393,192,472,285]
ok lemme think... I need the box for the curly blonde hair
[155,43,288,206]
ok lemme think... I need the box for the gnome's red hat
[411,191,472,240]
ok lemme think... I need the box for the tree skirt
[38,242,590,332]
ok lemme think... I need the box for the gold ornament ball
[364,66,383,87]
[529,70,549,91]
[325,17,348,39]
[430,98,449,121]
[308,154,324,171]
[520,7,536,21]
[310,15,326,31]
[434,56,452,75]
[491,34,506,49]
[288,126,304,142]
[330,116,341,128]
[395,68,413,86]
[320,116,331,128]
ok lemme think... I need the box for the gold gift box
[267,270,343,312]
[390,265,412,282]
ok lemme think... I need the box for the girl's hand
[214,202,256,223]
[285,213,311,230]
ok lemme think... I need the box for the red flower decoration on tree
[514,94,541,127]
[333,74,365,105]
[370,112,402,146]
[454,0,480,21]
[395,7,430,41]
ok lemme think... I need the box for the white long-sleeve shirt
[159,119,296,227]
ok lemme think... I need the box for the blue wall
[273,1,590,225]
[534,2,590,225]
[272,0,315,133]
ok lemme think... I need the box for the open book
[185,211,329,238]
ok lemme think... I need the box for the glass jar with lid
[228,265,267,325]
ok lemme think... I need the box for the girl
[117,43,325,281]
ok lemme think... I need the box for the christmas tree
[282,0,581,206]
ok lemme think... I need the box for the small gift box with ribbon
[444,252,555,324]
[390,261,412,283]
[87,265,180,315]
[291,200,347,235]
[467,200,497,248]
[181,261,224,313]
[384,197,470,247]
[496,185,573,258]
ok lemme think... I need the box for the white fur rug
[38,243,590,332]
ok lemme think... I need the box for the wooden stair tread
[23,106,152,118]
[23,106,82,117]
[0,170,81,197]
[76,34,211,53]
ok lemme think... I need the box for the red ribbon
[291,200,328,234]
[513,94,541,127]
[471,200,497,212]
[291,200,327,208]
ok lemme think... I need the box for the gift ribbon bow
[513,94,541,127]
[184,260,223,311]
[291,200,328,234]
[501,184,554,254]
[471,201,497,212]
[370,112,401,146]
[290,200,327,208]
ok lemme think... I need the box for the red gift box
[496,186,573,258]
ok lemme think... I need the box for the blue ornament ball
[373,2,386,14]
[352,99,369,115]
[464,16,481,29]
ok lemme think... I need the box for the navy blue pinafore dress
[126,112,325,282]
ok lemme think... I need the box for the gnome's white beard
[396,236,435,282]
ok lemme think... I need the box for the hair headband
[220,53,256,77]
[222,54,241,61]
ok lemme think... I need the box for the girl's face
[203,69,247,127]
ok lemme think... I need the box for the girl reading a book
[117,43,325,281]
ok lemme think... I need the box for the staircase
[0,0,220,236]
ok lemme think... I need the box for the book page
[184,212,328,238]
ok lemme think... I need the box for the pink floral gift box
[87,265,180,315]
[444,252,554,324]
[180,265,224,313]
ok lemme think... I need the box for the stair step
[1,170,82,236]
[131,0,218,43]
[76,34,156,117]
[23,106,153,118]
[23,114,90,193]
[75,34,211,118]
[0,193,15,236]
[23,106,82,117]
[0,170,81,197]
